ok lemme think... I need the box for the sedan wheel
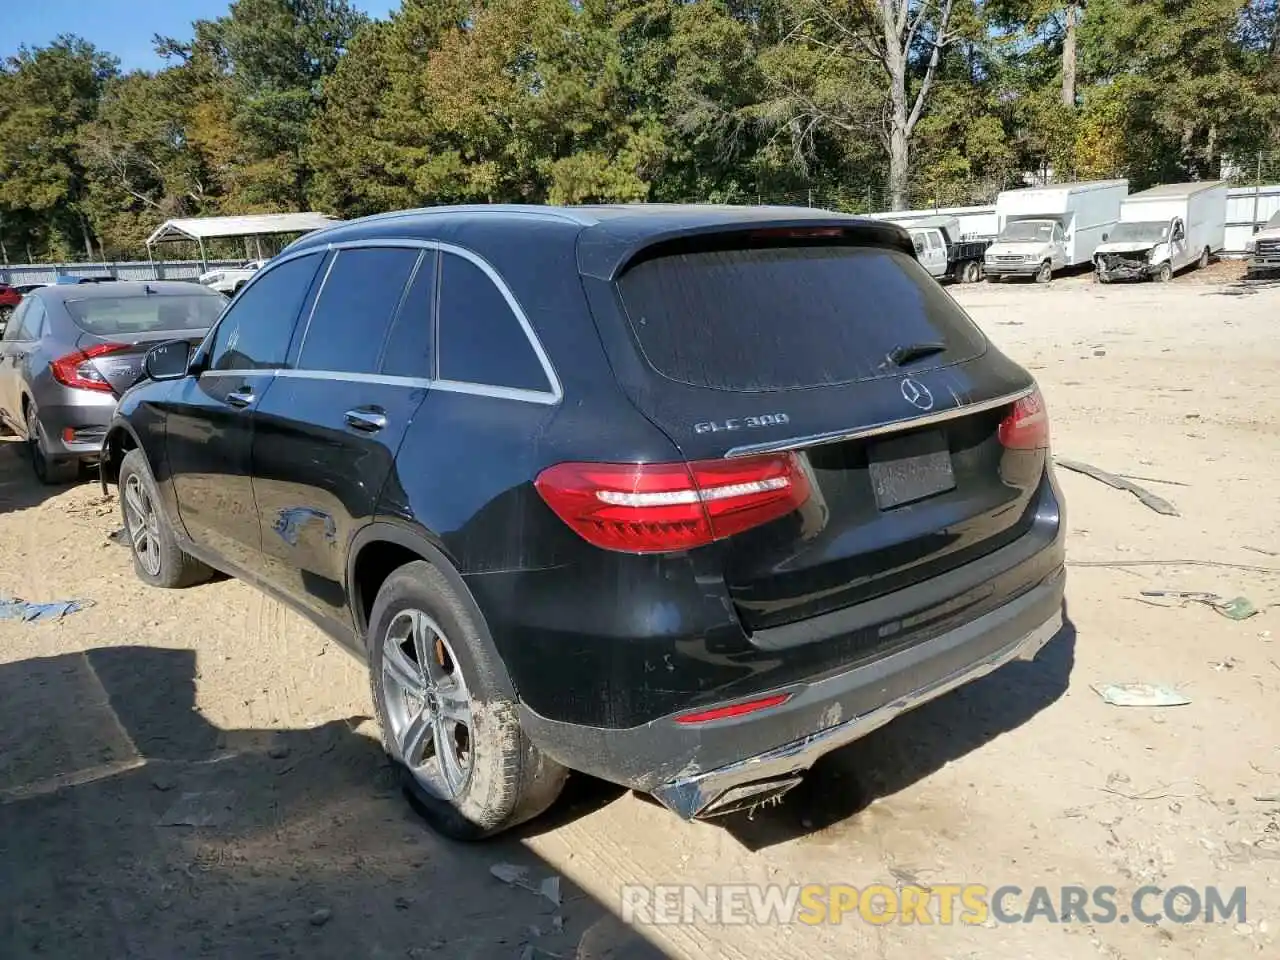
[25,405,77,484]
[123,473,163,577]
[381,609,475,800]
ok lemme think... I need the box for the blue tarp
[0,597,94,623]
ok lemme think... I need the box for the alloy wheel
[381,609,475,799]
[123,473,162,577]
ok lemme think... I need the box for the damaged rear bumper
[519,564,1066,820]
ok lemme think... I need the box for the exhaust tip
[653,772,806,820]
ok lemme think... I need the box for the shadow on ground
[0,645,669,959]
[0,437,73,516]
[724,602,1078,850]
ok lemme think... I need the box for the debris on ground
[489,863,563,906]
[157,790,236,827]
[1138,590,1259,620]
[1092,683,1191,707]
[0,596,94,622]
[1070,559,1280,575]
[1244,545,1278,557]
[107,527,129,547]
[309,907,332,927]
[1055,458,1180,516]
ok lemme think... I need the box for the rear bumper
[34,400,114,458]
[519,561,1066,815]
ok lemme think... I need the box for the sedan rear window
[66,294,226,336]
[616,245,986,392]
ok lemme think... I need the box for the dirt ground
[2,271,1279,959]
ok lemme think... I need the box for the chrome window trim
[723,386,1035,458]
[199,367,559,406]
[228,237,561,404]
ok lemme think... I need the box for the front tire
[368,560,567,840]
[1154,262,1173,283]
[25,403,77,485]
[1034,260,1053,284]
[118,449,213,588]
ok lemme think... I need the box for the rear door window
[616,244,987,392]
[437,251,550,393]
[380,251,437,379]
[4,300,33,340]
[295,247,420,375]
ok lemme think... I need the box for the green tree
[0,36,117,260]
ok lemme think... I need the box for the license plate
[867,431,956,509]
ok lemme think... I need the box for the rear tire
[1198,247,1211,270]
[25,404,78,485]
[368,560,567,840]
[118,449,213,588]
[960,260,981,284]
[1034,260,1053,284]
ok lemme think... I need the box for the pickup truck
[893,216,993,283]
[197,259,267,295]
[1245,210,1280,279]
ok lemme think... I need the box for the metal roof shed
[145,212,339,269]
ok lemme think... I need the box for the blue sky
[3,0,401,71]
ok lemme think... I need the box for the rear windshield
[616,245,986,392]
[65,293,226,336]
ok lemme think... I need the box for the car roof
[33,280,221,303]
[286,203,906,281]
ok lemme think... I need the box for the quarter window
[296,247,420,375]
[437,252,550,393]
[208,253,322,371]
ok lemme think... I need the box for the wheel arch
[346,523,508,686]
[99,420,143,491]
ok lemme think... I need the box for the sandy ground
[2,270,1279,959]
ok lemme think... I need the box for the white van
[1093,181,1227,282]
[985,180,1128,282]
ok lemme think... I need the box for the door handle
[225,388,256,408]
[344,408,387,433]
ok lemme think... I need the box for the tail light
[534,453,811,553]
[998,388,1050,450]
[50,342,130,393]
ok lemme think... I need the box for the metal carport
[144,212,340,272]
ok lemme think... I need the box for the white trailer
[1093,181,1227,282]
[984,179,1128,282]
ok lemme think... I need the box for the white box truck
[1093,181,1227,283]
[984,179,1128,283]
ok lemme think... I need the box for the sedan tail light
[534,453,811,553]
[50,342,130,393]
[998,388,1050,450]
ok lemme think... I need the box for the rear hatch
[63,290,225,396]
[586,226,1046,633]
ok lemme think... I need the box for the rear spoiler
[576,216,916,281]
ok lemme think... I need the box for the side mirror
[144,340,194,381]
[1102,233,1109,242]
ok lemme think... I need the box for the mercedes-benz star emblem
[900,377,934,411]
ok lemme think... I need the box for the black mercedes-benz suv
[102,204,1066,840]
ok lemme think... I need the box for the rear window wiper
[887,341,947,368]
